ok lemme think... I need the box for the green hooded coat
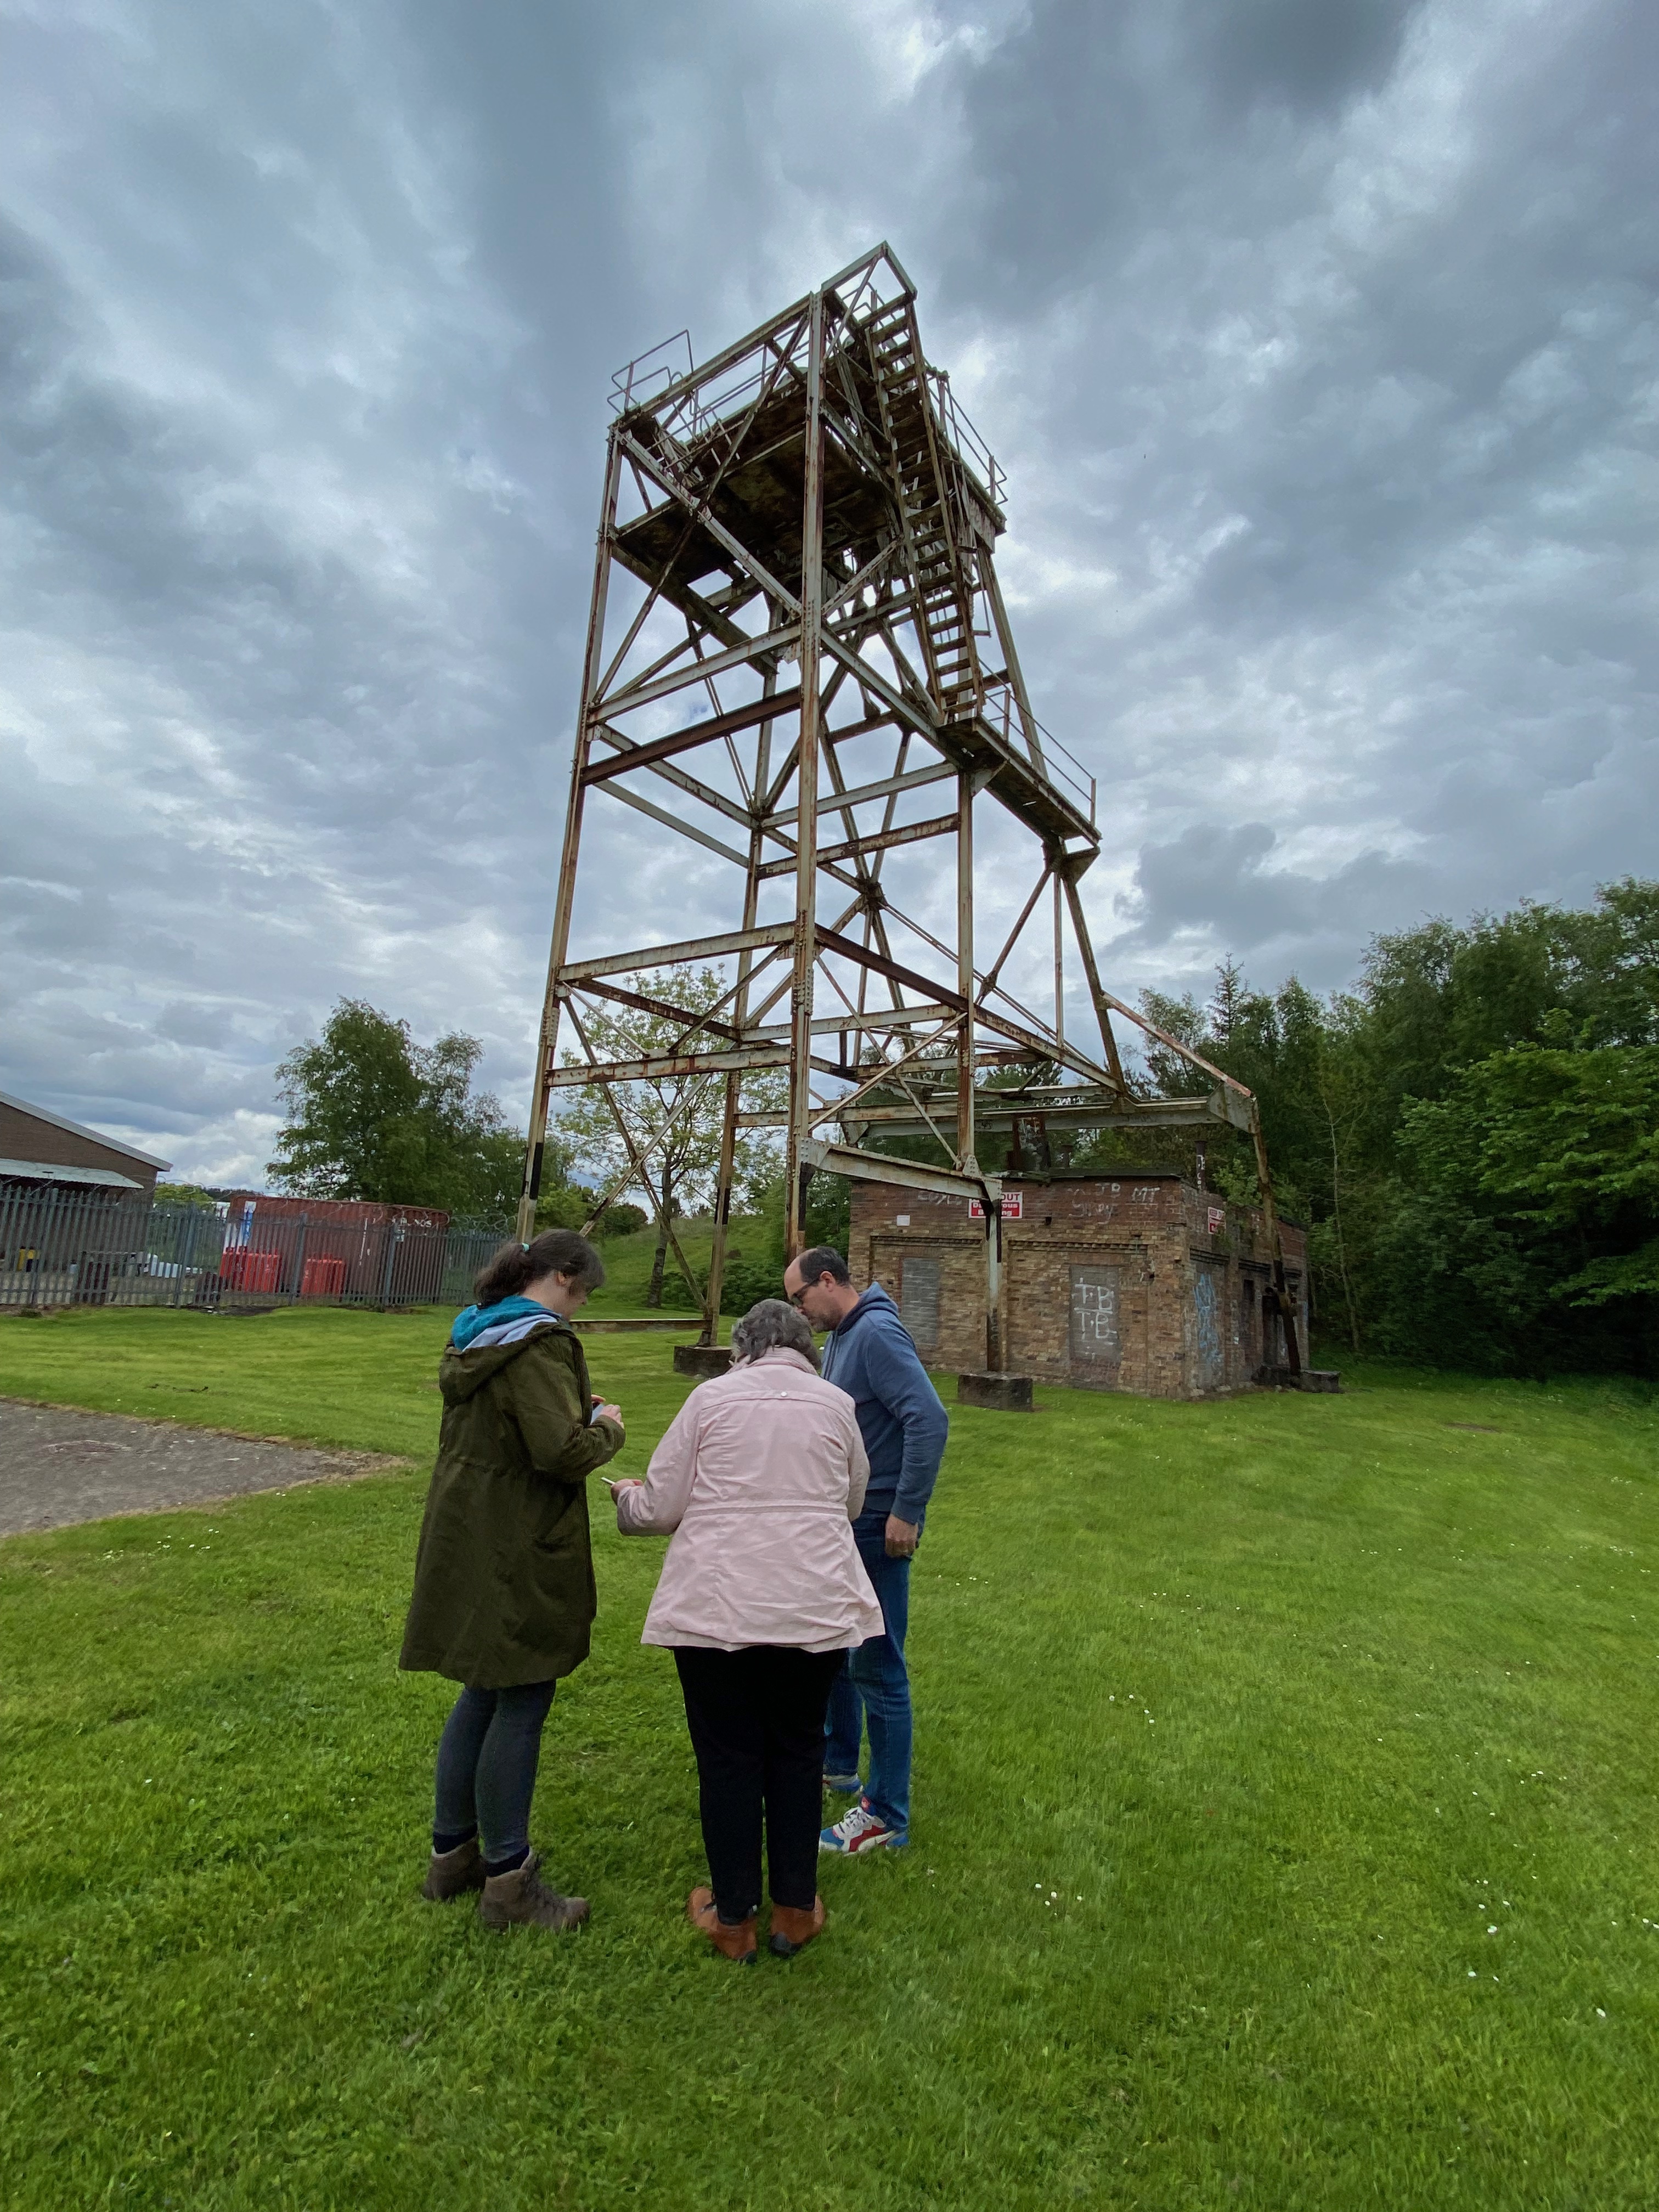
[399,1321,624,1688]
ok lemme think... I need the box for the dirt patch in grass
[0,1398,406,1537]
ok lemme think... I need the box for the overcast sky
[3,0,1654,1183]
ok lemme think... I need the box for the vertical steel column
[701,669,777,1340]
[784,291,826,1259]
[956,768,977,1173]
[1251,1108,1304,1376]
[957,765,1000,1369]
[985,1191,1005,1374]
[1053,865,1064,1047]
[517,430,625,1244]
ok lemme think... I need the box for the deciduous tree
[268,1000,522,1220]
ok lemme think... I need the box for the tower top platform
[604,242,1098,857]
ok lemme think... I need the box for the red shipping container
[213,1191,450,1233]
[300,1254,347,1298]
[221,1248,281,1291]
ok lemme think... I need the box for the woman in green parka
[401,1228,625,1932]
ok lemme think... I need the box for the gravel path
[0,1398,406,1537]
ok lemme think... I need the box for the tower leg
[701,1074,741,1345]
[1252,1110,1303,1375]
[985,1200,1003,1373]
[784,290,826,1259]
[518,432,623,1244]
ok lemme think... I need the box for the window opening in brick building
[1069,1264,1121,1379]
[900,1254,940,1351]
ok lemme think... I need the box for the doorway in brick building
[1193,1257,1227,1390]
[1239,1272,1259,1371]
[1069,1263,1122,1387]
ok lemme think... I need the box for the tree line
[1116,879,1658,1375]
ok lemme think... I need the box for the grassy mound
[582,1214,775,1314]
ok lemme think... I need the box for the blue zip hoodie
[821,1283,949,1526]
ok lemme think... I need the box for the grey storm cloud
[2,0,1655,1177]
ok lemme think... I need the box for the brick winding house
[849,1170,1308,1400]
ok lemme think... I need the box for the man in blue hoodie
[783,1245,949,1854]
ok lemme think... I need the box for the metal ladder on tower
[865,299,984,721]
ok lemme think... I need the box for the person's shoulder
[798,1365,855,1402]
[861,1296,922,1353]
[519,1320,579,1369]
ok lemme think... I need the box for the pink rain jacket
[615,1347,884,1653]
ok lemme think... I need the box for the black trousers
[673,1644,845,1921]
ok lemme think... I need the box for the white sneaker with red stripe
[819,1798,908,1855]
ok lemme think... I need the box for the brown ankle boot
[687,1886,758,1963]
[422,1837,485,1901]
[768,1895,826,1957]
[477,1851,589,1932]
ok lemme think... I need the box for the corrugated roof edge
[0,1158,144,1190]
[0,1088,172,1171]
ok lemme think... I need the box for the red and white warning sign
[1207,1205,1226,1234]
[968,1190,1023,1220]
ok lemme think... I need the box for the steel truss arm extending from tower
[518,245,1301,1375]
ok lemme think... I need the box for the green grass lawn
[2,1309,1656,2210]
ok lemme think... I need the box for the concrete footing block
[1261,1366,1342,1392]
[673,1344,733,1381]
[957,1371,1035,1413]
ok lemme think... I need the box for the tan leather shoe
[477,1851,589,1932]
[687,1886,758,1963]
[422,1837,486,1901]
[768,1895,826,1957]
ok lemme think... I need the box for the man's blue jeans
[825,1505,913,1833]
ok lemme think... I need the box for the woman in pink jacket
[614,1299,882,1963]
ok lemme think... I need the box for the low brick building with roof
[848,1168,1307,1400]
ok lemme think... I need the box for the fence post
[378,1222,402,1308]
[294,1214,309,1305]
[24,1190,42,1308]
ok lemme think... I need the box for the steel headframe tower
[519,245,1302,1376]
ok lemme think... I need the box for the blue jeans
[433,1679,556,1864]
[825,1505,913,1833]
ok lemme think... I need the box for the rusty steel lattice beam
[518,244,1302,1373]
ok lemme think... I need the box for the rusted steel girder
[545,1044,791,1088]
[799,1136,999,1205]
[583,687,805,784]
[753,809,958,881]
[561,922,795,985]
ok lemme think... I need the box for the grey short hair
[730,1298,820,1369]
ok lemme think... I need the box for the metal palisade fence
[0,1186,508,1313]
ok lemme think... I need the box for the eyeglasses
[786,1285,808,1308]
